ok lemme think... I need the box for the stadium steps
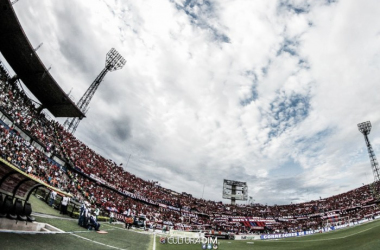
[0,217,64,233]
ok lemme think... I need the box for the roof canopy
[0,0,85,118]
[0,157,72,200]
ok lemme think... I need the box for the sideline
[0,228,117,235]
[101,223,158,250]
[69,232,127,250]
[153,233,156,250]
[102,223,153,235]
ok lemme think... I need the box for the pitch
[1,215,379,250]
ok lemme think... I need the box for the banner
[260,230,316,240]
[234,235,260,240]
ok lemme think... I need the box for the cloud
[8,0,380,205]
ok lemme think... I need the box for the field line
[69,232,127,250]
[102,223,153,235]
[153,233,156,250]
[101,223,157,250]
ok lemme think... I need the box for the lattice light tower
[358,121,380,201]
[64,48,126,134]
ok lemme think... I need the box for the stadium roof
[0,0,85,118]
[0,157,73,198]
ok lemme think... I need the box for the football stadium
[1,0,380,249]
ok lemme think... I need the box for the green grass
[29,195,64,216]
[0,195,380,250]
[155,219,380,250]
[0,229,152,250]
[29,194,80,219]
[0,195,152,250]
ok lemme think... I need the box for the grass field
[0,195,380,250]
[156,219,380,250]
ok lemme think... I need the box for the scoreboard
[222,179,248,201]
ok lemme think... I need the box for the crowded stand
[1,63,380,235]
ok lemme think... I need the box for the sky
[2,0,380,205]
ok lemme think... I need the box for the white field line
[102,223,152,235]
[69,232,127,250]
[0,228,117,235]
[102,223,157,250]
[153,233,156,250]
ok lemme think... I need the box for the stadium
[1,0,380,249]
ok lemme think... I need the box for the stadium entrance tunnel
[0,157,70,232]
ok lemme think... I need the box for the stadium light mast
[358,121,380,201]
[64,48,126,134]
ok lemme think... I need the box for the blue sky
[2,0,380,205]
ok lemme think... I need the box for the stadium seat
[7,197,18,220]
[23,202,35,222]
[2,196,16,219]
[14,199,27,222]
[0,194,4,217]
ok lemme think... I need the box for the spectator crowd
[1,65,380,235]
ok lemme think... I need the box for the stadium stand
[2,0,379,237]
[1,58,380,234]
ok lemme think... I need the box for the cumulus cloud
[7,0,380,204]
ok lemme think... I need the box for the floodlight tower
[358,121,380,201]
[64,48,126,134]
